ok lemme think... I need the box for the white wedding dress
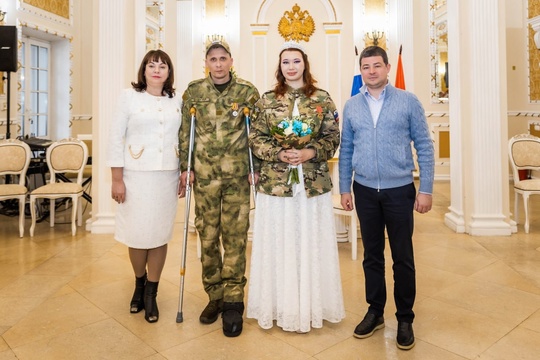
[247,165,345,333]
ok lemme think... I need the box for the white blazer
[107,89,182,171]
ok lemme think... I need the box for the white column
[445,0,512,236]
[390,0,414,91]
[89,0,126,233]
[250,24,269,92]
[352,0,365,50]
[323,23,343,110]
[444,0,466,233]
[176,0,194,94]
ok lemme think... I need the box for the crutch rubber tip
[176,312,183,323]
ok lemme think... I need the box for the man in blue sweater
[339,46,434,350]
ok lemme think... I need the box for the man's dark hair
[359,46,388,66]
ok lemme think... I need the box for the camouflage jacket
[249,87,340,198]
[179,75,260,179]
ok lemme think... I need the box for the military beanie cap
[205,35,231,56]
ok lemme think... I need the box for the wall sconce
[366,30,384,46]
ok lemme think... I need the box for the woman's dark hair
[131,50,175,98]
[274,48,317,98]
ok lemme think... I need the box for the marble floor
[1,181,540,360]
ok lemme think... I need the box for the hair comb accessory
[280,41,305,52]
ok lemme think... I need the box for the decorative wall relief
[278,3,315,42]
[528,0,540,102]
[530,0,540,18]
[19,0,72,25]
[146,1,164,51]
[429,0,449,104]
[528,24,540,101]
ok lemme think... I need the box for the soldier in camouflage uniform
[246,42,344,333]
[178,38,260,337]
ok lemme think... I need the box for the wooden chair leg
[523,194,530,233]
[30,196,37,237]
[18,197,25,238]
[50,199,55,227]
[514,192,519,224]
[77,195,83,227]
[71,196,78,236]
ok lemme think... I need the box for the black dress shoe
[353,313,385,339]
[222,302,244,337]
[144,281,159,323]
[200,299,223,324]
[396,321,415,350]
[130,273,147,314]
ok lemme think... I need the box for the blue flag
[351,46,363,96]
[351,74,363,97]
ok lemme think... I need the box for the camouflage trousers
[194,176,250,302]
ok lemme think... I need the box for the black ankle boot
[130,273,147,313]
[144,281,159,323]
[222,302,244,337]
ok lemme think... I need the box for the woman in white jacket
[107,50,183,323]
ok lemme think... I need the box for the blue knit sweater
[339,83,434,194]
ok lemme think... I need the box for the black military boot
[200,299,223,324]
[222,302,244,337]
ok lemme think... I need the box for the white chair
[332,194,358,260]
[30,138,88,236]
[508,133,540,233]
[0,139,32,237]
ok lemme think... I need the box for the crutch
[243,107,257,205]
[176,107,196,323]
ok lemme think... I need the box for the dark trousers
[353,181,416,323]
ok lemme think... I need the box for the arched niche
[256,0,338,24]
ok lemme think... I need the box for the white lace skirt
[247,190,345,333]
[114,169,179,249]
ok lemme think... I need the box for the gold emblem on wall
[278,3,315,42]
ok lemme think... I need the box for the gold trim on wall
[528,0,540,102]
[530,0,540,19]
[0,73,5,96]
[146,1,164,51]
[438,130,450,159]
[22,0,70,20]
[15,22,74,138]
[528,25,540,101]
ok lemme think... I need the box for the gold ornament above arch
[278,3,315,42]
[257,0,337,24]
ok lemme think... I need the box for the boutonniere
[316,106,323,120]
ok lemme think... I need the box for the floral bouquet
[271,116,314,184]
